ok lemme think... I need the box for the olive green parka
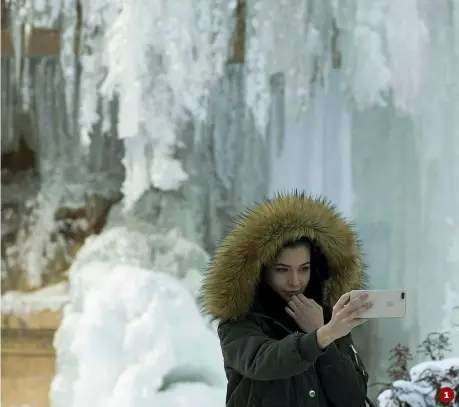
[201,193,370,407]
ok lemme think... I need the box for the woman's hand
[285,294,325,332]
[324,292,372,342]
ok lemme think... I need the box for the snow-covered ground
[1,282,69,315]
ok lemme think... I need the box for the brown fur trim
[201,192,365,321]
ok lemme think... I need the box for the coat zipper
[349,343,368,378]
[350,343,370,378]
[350,344,360,365]
[350,344,375,407]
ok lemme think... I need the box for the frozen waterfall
[2,0,458,402]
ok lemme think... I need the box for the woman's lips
[284,291,300,296]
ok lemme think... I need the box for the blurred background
[1,0,458,406]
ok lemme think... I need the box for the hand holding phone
[349,289,406,319]
[324,293,373,345]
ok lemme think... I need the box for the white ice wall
[264,0,459,392]
[269,70,354,218]
[271,71,459,392]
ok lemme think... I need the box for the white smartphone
[349,289,406,318]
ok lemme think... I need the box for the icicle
[244,0,331,132]
[384,0,428,115]
[121,136,150,211]
[23,0,34,54]
[9,0,24,84]
[20,57,31,110]
[77,0,123,148]
[212,65,244,191]
[32,0,63,27]
[331,0,391,109]
[59,0,78,138]
[101,98,112,136]
[1,59,18,153]
[244,0,271,136]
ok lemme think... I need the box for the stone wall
[1,320,60,407]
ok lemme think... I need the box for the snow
[378,359,459,407]
[69,225,209,297]
[50,263,226,407]
[50,219,224,407]
[1,282,69,316]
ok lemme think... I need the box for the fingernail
[367,302,373,308]
[361,293,368,299]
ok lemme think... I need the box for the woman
[201,192,373,407]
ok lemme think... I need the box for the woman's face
[265,245,311,302]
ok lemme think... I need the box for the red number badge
[437,387,456,404]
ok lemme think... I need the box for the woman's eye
[300,267,310,273]
[275,268,288,273]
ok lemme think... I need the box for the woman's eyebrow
[275,262,310,267]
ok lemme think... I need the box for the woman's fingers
[285,306,296,319]
[296,294,309,305]
[292,295,304,307]
[334,292,351,311]
[288,298,301,313]
[346,302,372,321]
[293,295,323,313]
[342,294,370,316]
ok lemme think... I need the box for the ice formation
[77,0,237,208]
[6,0,456,211]
[69,223,209,297]
[257,0,459,393]
[50,218,224,407]
[268,69,354,218]
[50,263,226,407]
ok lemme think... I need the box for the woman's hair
[268,237,330,305]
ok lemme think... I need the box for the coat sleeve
[218,316,345,381]
[315,333,369,407]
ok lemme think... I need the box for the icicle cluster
[6,0,78,123]
[78,0,237,209]
[244,0,459,127]
[9,0,457,211]
[6,0,237,211]
[4,0,459,288]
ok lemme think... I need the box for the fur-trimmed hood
[201,192,366,321]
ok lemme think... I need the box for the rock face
[2,165,121,293]
[0,105,121,407]
[1,55,126,293]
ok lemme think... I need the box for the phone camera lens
[401,292,405,300]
